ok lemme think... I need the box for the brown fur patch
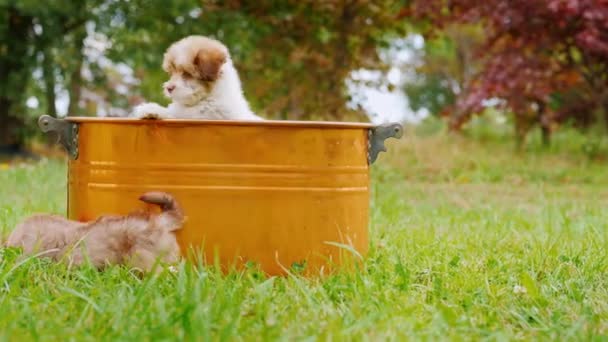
[6,192,185,273]
[193,48,227,81]
[162,35,228,82]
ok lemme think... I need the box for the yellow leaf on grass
[520,272,540,298]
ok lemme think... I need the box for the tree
[1,5,34,153]
[403,23,482,116]
[0,0,96,154]
[102,0,407,120]
[405,0,608,146]
[1,0,408,156]
[213,1,408,121]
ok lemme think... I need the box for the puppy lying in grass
[5,192,184,273]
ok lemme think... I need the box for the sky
[348,34,429,124]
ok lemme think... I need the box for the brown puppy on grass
[5,192,184,273]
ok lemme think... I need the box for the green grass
[1,129,608,340]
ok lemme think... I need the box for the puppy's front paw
[132,103,167,119]
[137,112,162,119]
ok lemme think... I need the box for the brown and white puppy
[5,192,184,272]
[132,35,261,120]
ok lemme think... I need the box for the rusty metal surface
[67,120,371,275]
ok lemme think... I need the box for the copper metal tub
[38,115,402,275]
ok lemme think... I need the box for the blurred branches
[0,0,407,152]
[4,0,608,153]
[102,0,408,120]
[405,0,608,146]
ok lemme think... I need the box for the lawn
[1,127,607,340]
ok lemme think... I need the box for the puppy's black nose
[166,85,176,93]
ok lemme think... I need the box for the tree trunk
[0,8,34,153]
[537,101,551,147]
[324,1,355,121]
[0,99,25,149]
[67,26,86,117]
[599,91,608,134]
[540,124,551,147]
[514,115,529,151]
[42,46,57,118]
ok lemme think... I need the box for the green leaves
[406,0,608,143]
[2,0,411,149]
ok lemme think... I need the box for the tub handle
[368,123,403,164]
[38,115,79,160]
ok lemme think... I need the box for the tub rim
[64,116,376,129]
[38,115,403,163]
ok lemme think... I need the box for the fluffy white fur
[132,35,261,120]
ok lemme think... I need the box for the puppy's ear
[193,48,227,82]
[162,52,173,73]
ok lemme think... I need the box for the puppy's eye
[182,72,192,79]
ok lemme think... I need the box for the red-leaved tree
[403,0,608,145]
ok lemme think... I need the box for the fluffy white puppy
[132,35,261,120]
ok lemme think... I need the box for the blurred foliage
[1,0,102,149]
[4,0,608,153]
[405,0,608,147]
[1,0,408,152]
[0,0,405,151]
[403,23,482,116]
[102,0,408,120]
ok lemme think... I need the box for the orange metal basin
[38,116,401,275]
